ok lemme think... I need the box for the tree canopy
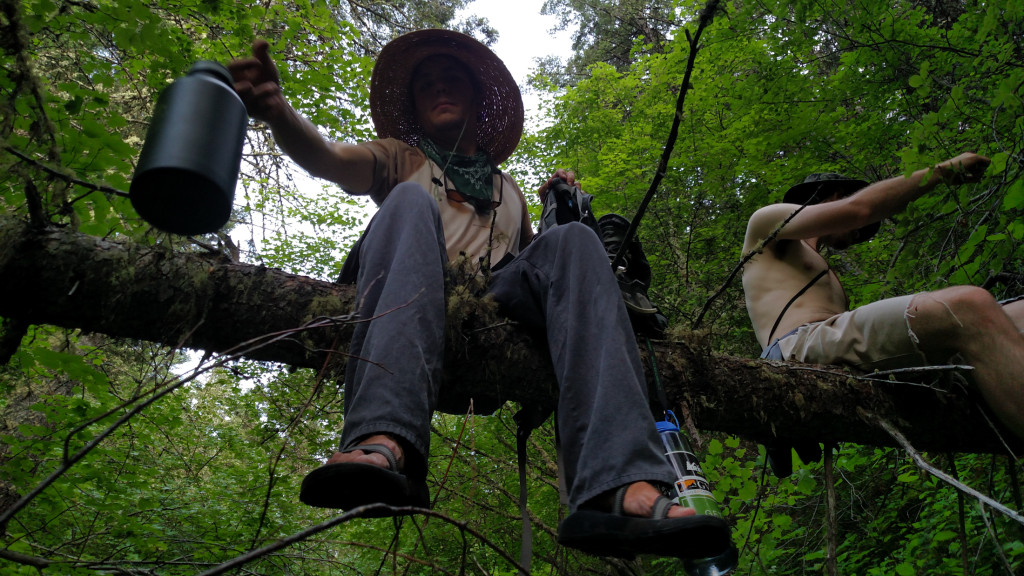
[1,0,1023,575]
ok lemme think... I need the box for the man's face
[821,229,860,251]
[411,55,477,139]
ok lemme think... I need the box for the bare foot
[325,434,404,471]
[620,482,696,518]
[584,482,697,518]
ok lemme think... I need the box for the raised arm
[743,152,990,252]
[228,40,376,193]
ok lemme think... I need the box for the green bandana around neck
[419,138,495,212]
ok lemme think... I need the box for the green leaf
[895,562,916,576]
[1003,179,1024,210]
[708,438,724,455]
[989,151,1010,175]
[897,471,918,483]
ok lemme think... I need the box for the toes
[325,449,390,468]
[325,434,405,471]
[667,504,697,518]
[625,482,697,518]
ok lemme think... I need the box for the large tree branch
[0,215,1018,455]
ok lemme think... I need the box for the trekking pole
[609,0,721,271]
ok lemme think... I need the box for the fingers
[537,169,578,202]
[252,38,270,61]
[240,82,286,123]
[228,39,285,122]
[552,168,576,185]
[940,152,991,184]
[228,39,279,87]
[962,153,990,181]
[251,39,280,84]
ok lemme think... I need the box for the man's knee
[917,286,1000,320]
[908,286,1004,348]
[541,222,605,258]
[381,182,439,216]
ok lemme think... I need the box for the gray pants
[339,182,674,510]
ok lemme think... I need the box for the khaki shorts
[775,294,931,372]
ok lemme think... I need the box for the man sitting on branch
[742,152,1024,472]
[229,29,731,560]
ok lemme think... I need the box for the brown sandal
[299,444,429,516]
[558,485,731,559]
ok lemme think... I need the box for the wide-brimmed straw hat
[370,29,524,165]
[783,172,880,244]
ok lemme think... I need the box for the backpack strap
[513,405,552,576]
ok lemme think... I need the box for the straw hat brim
[370,29,524,165]
[782,177,879,245]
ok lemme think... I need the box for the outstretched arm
[228,40,375,193]
[744,153,990,251]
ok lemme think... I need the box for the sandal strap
[651,495,677,520]
[611,485,628,516]
[340,443,399,472]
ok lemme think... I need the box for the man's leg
[330,183,448,479]
[1003,298,1024,333]
[906,286,1024,439]
[488,222,682,515]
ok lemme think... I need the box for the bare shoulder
[743,204,801,253]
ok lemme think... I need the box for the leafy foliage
[539,0,677,84]
[2,0,1023,574]
[519,0,1024,573]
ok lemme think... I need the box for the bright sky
[459,0,575,118]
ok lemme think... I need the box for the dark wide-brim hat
[370,29,524,165]
[783,172,880,244]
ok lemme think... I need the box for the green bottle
[657,412,738,575]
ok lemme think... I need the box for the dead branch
[196,504,531,576]
[870,412,1024,526]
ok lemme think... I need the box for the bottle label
[676,476,714,497]
[675,482,722,517]
[667,449,722,517]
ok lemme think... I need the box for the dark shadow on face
[410,55,480,145]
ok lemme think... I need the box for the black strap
[513,406,551,576]
[765,268,829,345]
[516,424,532,576]
[645,337,670,417]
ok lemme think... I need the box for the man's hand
[936,152,990,185]
[228,40,287,123]
[538,168,578,203]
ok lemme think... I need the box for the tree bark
[0,216,1017,455]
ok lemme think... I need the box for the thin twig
[824,445,838,576]
[861,364,975,377]
[3,144,130,199]
[195,504,531,576]
[979,506,1016,575]
[950,456,970,576]
[609,0,721,272]
[870,412,1024,526]
[693,196,814,329]
[0,314,356,528]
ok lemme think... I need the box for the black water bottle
[130,61,248,235]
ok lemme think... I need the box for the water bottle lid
[656,410,682,433]
[655,419,680,433]
[188,60,233,87]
